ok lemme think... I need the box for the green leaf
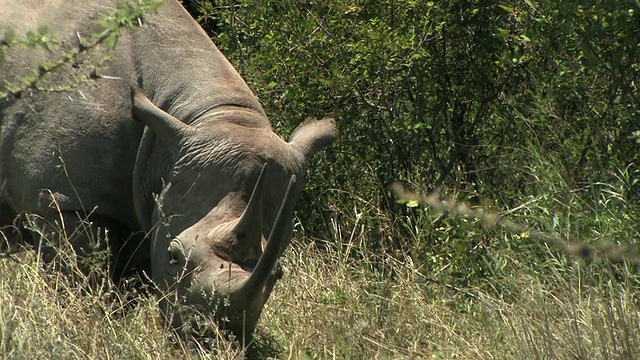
[2,29,17,44]
[103,32,119,49]
[498,5,514,13]
[3,80,20,93]
[39,60,56,72]
[77,33,90,48]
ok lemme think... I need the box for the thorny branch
[0,0,161,101]
[392,182,640,266]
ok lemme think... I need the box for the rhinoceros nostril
[238,259,258,272]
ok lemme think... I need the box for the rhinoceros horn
[232,163,268,249]
[230,172,297,298]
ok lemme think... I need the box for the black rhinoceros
[0,0,336,340]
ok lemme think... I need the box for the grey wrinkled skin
[0,0,336,340]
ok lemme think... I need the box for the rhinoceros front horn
[231,171,297,299]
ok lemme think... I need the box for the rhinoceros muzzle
[154,164,297,337]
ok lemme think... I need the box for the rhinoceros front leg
[26,211,148,282]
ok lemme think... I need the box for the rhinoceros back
[0,0,143,229]
[0,0,269,231]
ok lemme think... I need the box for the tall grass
[0,251,244,359]
[262,236,640,359]
[2,211,638,359]
[2,158,639,358]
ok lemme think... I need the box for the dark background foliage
[183,0,640,286]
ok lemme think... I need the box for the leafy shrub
[186,0,640,286]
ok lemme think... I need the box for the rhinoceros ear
[288,118,337,157]
[131,88,196,144]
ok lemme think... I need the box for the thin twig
[392,183,640,266]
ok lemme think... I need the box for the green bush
[2,1,640,357]
[185,0,640,287]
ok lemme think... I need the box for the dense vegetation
[2,0,640,358]
[189,0,640,285]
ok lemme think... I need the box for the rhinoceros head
[130,90,336,340]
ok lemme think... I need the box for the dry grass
[0,252,244,359]
[2,237,639,359]
[264,240,640,359]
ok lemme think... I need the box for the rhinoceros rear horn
[234,173,297,298]
[131,88,196,143]
[233,163,268,242]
